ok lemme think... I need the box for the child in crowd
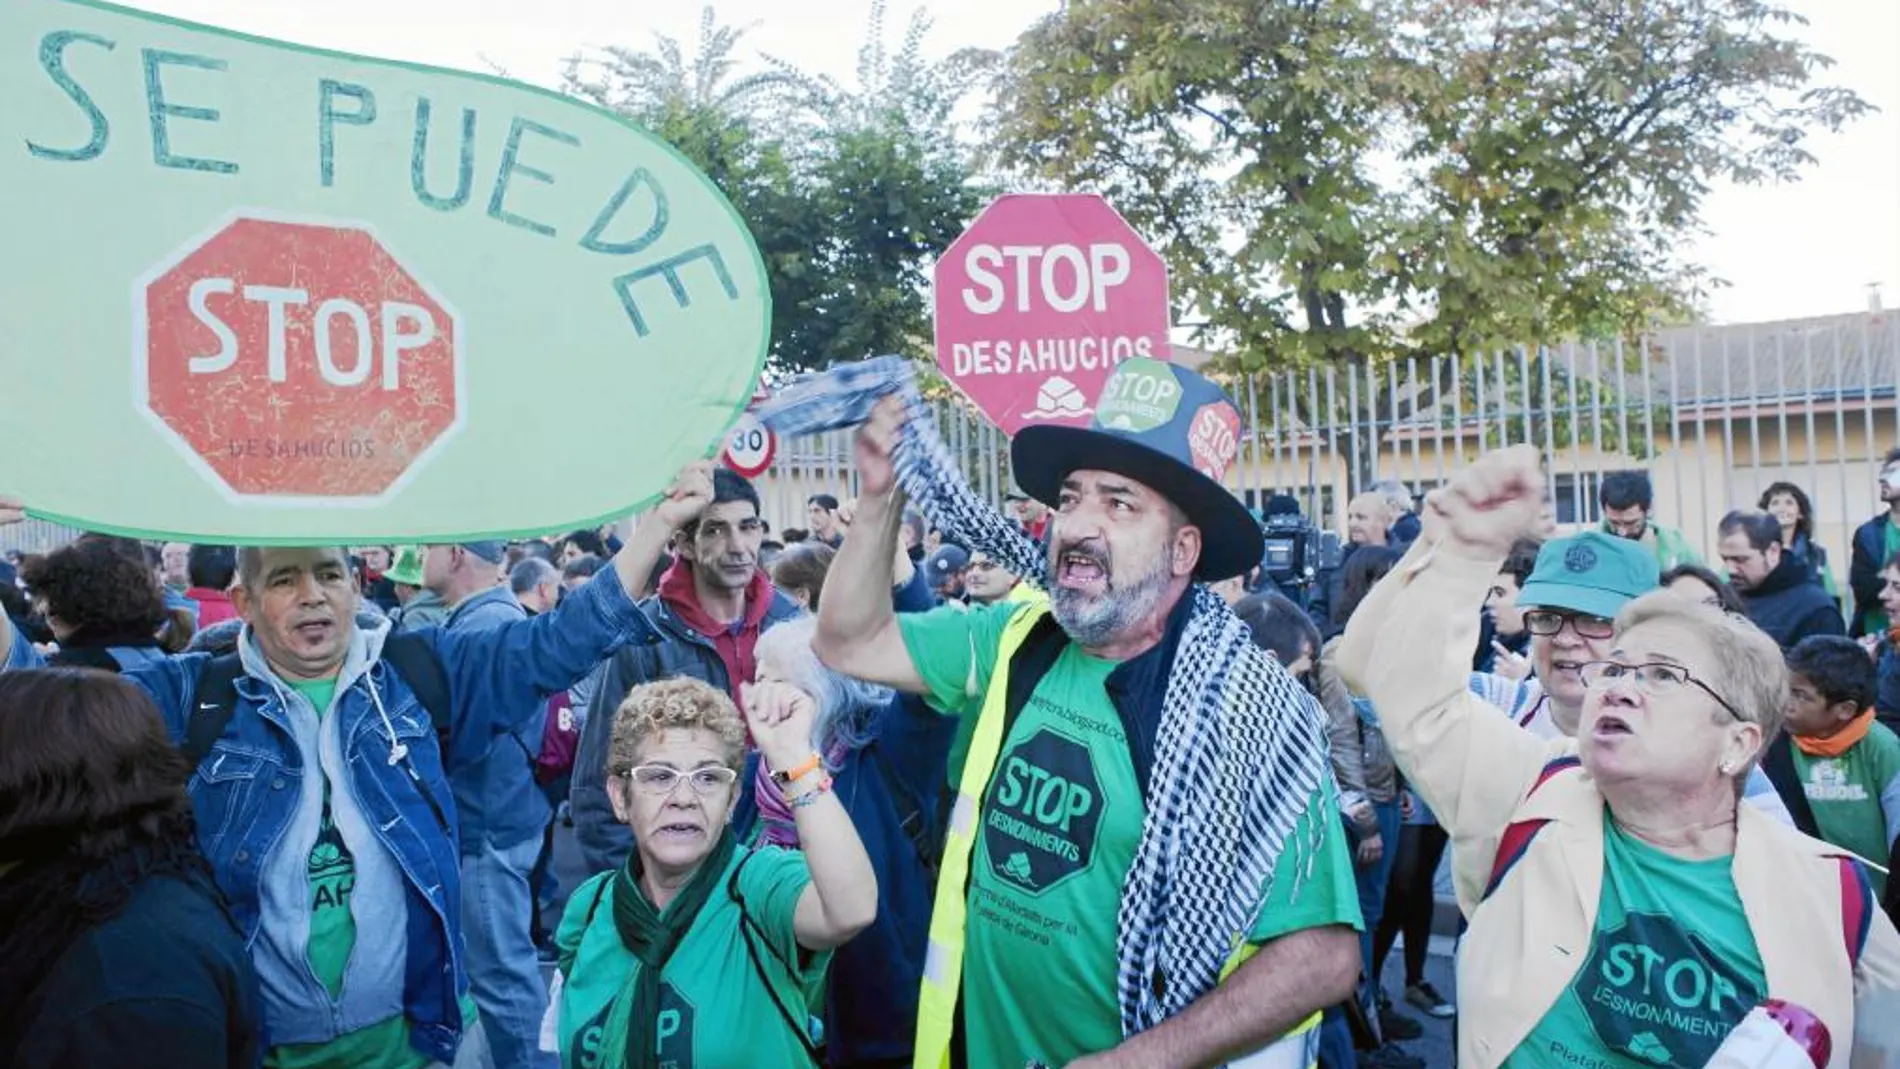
[1783,635,1900,895]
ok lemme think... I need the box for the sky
[132,0,1900,327]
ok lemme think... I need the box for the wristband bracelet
[788,772,834,808]
[770,752,824,788]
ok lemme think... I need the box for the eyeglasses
[1523,609,1616,640]
[1577,661,1742,721]
[617,765,739,796]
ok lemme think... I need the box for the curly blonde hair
[607,677,747,776]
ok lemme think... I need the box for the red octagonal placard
[136,213,464,502]
[933,194,1171,437]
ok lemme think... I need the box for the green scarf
[610,829,736,1069]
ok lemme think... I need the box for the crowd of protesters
[4,359,1900,1069]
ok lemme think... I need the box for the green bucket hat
[386,545,426,587]
[1516,530,1660,622]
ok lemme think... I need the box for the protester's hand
[0,496,23,527]
[1422,445,1548,559]
[740,680,818,771]
[1860,634,1882,658]
[1355,831,1384,867]
[652,461,715,530]
[1345,800,1376,833]
[1492,640,1533,681]
[1400,792,1416,821]
[854,396,904,499]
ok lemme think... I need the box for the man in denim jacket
[0,464,712,1068]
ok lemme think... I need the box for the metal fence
[0,518,82,556]
[7,310,1896,573]
[762,310,1899,569]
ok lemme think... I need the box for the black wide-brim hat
[1012,358,1264,581]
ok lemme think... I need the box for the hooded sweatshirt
[657,559,776,704]
[242,622,411,1050]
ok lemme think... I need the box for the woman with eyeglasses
[543,677,876,1069]
[1340,446,1900,1068]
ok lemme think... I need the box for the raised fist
[1421,445,1550,559]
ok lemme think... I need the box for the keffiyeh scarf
[755,357,1335,1042]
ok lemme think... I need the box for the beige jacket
[1337,538,1900,1069]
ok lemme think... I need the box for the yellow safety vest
[912,602,1320,1069]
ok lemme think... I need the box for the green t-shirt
[1502,815,1767,1069]
[1793,722,1900,896]
[268,677,466,1069]
[898,601,1363,1069]
[552,847,825,1069]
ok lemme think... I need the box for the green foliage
[990,0,1871,373]
[564,3,994,373]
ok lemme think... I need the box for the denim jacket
[3,568,655,1061]
[442,584,550,851]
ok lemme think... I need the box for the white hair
[754,617,894,767]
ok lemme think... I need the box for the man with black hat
[812,358,1359,1069]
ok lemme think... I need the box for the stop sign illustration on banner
[0,0,774,543]
[136,215,463,501]
[934,194,1171,436]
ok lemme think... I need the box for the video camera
[1260,511,1341,590]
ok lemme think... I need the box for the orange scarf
[1794,707,1875,758]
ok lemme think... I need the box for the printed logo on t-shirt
[1804,759,1869,802]
[573,982,696,1069]
[1572,910,1762,1066]
[983,726,1103,894]
[309,807,353,912]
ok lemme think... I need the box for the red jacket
[186,587,239,627]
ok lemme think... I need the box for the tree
[763,1,998,368]
[565,4,995,373]
[564,13,831,373]
[988,0,1870,483]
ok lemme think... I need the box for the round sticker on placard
[1094,358,1183,432]
[1186,402,1241,480]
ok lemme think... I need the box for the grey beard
[1051,552,1174,649]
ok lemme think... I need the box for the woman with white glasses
[543,677,876,1069]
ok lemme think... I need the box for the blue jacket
[1740,553,1847,650]
[442,584,550,851]
[4,569,655,1062]
[823,696,955,1067]
[571,580,804,874]
[1850,514,1898,637]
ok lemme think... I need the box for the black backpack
[181,630,453,767]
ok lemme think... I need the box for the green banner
[0,0,770,544]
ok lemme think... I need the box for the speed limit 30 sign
[721,411,775,478]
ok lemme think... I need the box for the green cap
[386,545,426,587]
[1516,531,1660,621]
